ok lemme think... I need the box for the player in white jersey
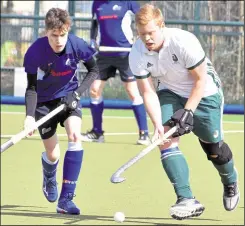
[129,4,239,220]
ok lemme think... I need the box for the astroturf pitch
[1,105,244,225]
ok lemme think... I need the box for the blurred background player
[23,8,98,215]
[129,4,239,220]
[81,0,150,145]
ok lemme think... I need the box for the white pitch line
[0,130,243,139]
[0,111,244,124]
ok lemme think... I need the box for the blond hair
[135,4,164,27]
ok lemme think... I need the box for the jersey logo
[147,62,153,68]
[172,54,178,63]
[65,58,78,69]
[42,127,51,135]
[112,5,122,11]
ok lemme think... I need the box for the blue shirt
[23,34,96,103]
[92,0,140,56]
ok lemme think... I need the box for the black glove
[169,109,194,137]
[62,91,80,111]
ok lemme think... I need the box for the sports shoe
[223,182,240,211]
[170,197,205,220]
[137,131,151,145]
[43,175,58,202]
[81,129,104,143]
[56,193,80,215]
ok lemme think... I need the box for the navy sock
[42,157,58,178]
[161,147,193,199]
[60,150,83,198]
[90,101,104,133]
[132,104,148,135]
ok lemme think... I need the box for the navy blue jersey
[24,34,96,103]
[92,0,140,56]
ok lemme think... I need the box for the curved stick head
[110,176,126,184]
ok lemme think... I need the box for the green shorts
[157,89,224,143]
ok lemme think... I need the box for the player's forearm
[142,91,163,127]
[185,79,205,112]
[25,73,37,117]
[90,19,98,40]
[76,57,99,96]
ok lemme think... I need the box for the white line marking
[0,130,243,139]
[1,111,244,124]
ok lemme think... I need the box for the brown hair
[135,4,164,27]
[45,8,72,31]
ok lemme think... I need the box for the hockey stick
[110,125,178,183]
[1,104,65,153]
[99,46,131,52]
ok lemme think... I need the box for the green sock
[213,159,238,185]
[161,147,193,199]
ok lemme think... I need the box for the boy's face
[137,19,164,52]
[46,28,69,53]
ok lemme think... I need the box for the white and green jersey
[129,27,221,98]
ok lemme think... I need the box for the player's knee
[68,132,81,143]
[124,82,140,101]
[90,87,100,98]
[199,139,233,165]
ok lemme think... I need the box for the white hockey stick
[110,126,178,183]
[99,46,131,52]
[1,104,65,153]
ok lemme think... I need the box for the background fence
[1,1,244,106]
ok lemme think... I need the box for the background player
[81,0,150,145]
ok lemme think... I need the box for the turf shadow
[1,205,221,225]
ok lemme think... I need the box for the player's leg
[81,79,106,142]
[192,90,239,211]
[56,102,83,215]
[81,55,114,142]
[158,89,205,220]
[36,101,60,203]
[117,55,150,145]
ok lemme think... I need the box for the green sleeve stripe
[134,73,151,79]
[187,56,206,70]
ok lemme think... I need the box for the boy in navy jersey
[81,0,150,145]
[23,8,99,215]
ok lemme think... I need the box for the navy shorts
[35,98,82,140]
[96,54,135,82]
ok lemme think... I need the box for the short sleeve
[76,38,97,62]
[23,44,39,74]
[181,32,206,70]
[129,44,149,79]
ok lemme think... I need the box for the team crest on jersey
[65,58,78,69]
[113,5,122,11]
[172,54,178,63]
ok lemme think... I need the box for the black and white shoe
[81,130,104,143]
[223,182,240,211]
[170,197,205,220]
[137,131,151,145]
